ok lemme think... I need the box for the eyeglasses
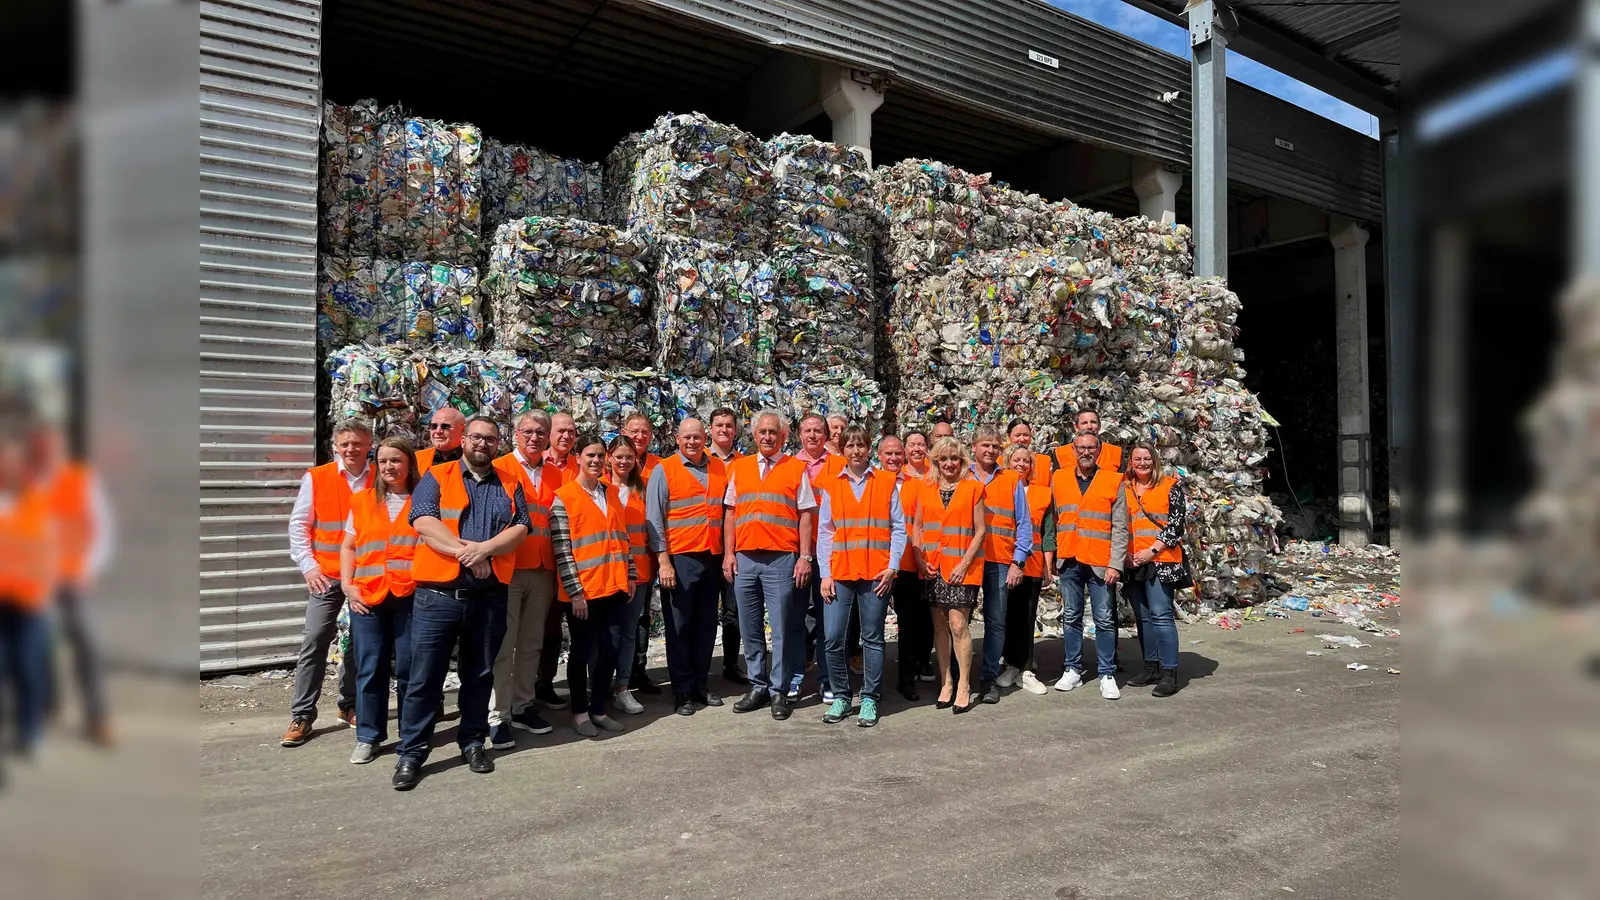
[464,434,498,446]
[427,422,454,431]
[514,429,544,438]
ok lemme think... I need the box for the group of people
[283,404,1190,791]
[0,410,114,786]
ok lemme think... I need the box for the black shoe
[917,661,937,682]
[693,690,723,708]
[771,694,792,720]
[392,759,421,791]
[463,746,494,774]
[510,707,553,735]
[675,695,696,716]
[722,665,750,686]
[630,671,663,695]
[952,697,974,715]
[733,690,771,713]
[1127,661,1161,687]
[935,692,954,710]
[898,683,920,702]
[488,723,515,751]
[980,682,1001,704]
[534,684,569,710]
[1152,667,1179,697]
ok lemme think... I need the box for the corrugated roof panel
[1228,81,1382,222]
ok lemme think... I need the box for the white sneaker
[1099,675,1121,700]
[612,688,644,715]
[1017,671,1048,695]
[1054,670,1083,692]
[995,665,1020,688]
[349,742,376,765]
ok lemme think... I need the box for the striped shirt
[549,487,639,603]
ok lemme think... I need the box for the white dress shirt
[288,462,371,575]
[721,451,817,510]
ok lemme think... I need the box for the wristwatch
[802,554,816,562]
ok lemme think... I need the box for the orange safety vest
[554,481,632,602]
[638,452,662,485]
[492,452,559,570]
[661,454,726,555]
[348,489,419,604]
[903,462,932,482]
[48,462,93,587]
[1126,476,1183,564]
[729,453,807,553]
[1022,484,1052,578]
[823,468,897,582]
[1027,453,1052,488]
[606,481,654,583]
[0,485,56,609]
[1053,442,1123,474]
[544,451,581,482]
[409,462,519,585]
[1052,466,1122,568]
[977,467,1022,565]
[919,479,983,586]
[415,446,462,472]
[896,476,923,573]
[308,462,369,577]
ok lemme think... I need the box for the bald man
[647,419,728,714]
[417,408,465,470]
[931,421,955,442]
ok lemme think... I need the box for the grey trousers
[289,584,356,721]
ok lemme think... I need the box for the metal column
[1580,0,1600,276]
[1188,1,1233,279]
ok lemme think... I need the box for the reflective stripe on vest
[827,469,896,582]
[1022,484,1051,579]
[1127,476,1183,564]
[980,469,1021,564]
[492,453,560,571]
[662,454,726,556]
[309,462,367,577]
[1051,467,1122,568]
[896,477,922,572]
[350,489,419,603]
[409,463,518,585]
[555,481,631,602]
[918,479,983,586]
[730,455,805,553]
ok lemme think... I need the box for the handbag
[1128,481,1193,589]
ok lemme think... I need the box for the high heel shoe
[952,698,974,715]
[935,692,954,710]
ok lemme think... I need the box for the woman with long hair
[605,435,654,715]
[550,434,638,736]
[914,437,987,714]
[338,436,421,765]
[1121,443,1188,697]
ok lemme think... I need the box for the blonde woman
[1122,444,1188,697]
[997,444,1054,695]
[914,437,987,714]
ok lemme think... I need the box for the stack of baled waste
[318,100,482,265]
[651,234,773,379]
[481,138,603,226]
[316,256,481,348]
[874,159,996,279]
[605,112,771,249]
[765,133,877,271]
[483,216,652,368]
[768,244,876,382]
[665,374,887,445]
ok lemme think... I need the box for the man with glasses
[416,408,465,471]
[395,416,529,790]
[486,411,560,749]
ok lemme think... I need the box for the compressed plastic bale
[484,216,652,367]
[606,113,771,249]
[652,235,774,379]
[664,376,884,452]
[319,100,396,259]
[521,363,670,447]
[317,256,482,349]
[875,159,993,280]
[765,133,877,270]
[324,345,433,444]
[481,138,602,225]
[768,245,875,383]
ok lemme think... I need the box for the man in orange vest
[1052,407,1124,475]
[281,418,371,746]
[620,412,664,697]
[543,411,581,481]
[795,413,844,701]
[533,410,582,708]
[393,416,530,790]
[876,435,931,701]
[415,407,465,471]
[722,411,818,721]
[706,407,746,683]
[647,418,727,716]
[967,426,1033,705]
[485,411,561,749]
[0,419,56,759]
[1051,431,1129,701]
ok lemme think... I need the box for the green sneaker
[822,697,850,724]
[857,697,879,728]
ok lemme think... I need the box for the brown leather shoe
[280,717,313,747]
[336,707,357,728]
[86,721,115,748]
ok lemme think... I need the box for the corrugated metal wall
[199,0,323,672]
[1228,81,1382,223]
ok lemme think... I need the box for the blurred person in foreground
[619,414,663,697]
[1051,431,1128,700]
[0,420,57,760]
[280,418,371,747]
[995,444,1053,696]
[877,435,931,701]
[915,437,987,714]
[34,422,115,745]
[648,419,728,716]
[705,407,746,684]
[415,407,464,471]
[604,435,655,715]
[1120,444,1188,697]
[338,437,421,765]
[816,425,906,727]
[394,416,528,791]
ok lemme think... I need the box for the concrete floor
[200,619,1400,900]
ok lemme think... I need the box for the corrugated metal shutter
[199,0,322,672]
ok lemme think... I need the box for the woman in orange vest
[1121,444,1188,697]
[338,437,422,765]
[914,436,988,714]
[604,434,654,716]
[1006,419,1054,488]
[816,426,906,727]
[550,434,639,737]
[902,430,932,481]
[998,445,1054,696]
[0,427,56,756]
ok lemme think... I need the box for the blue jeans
[349,593,413,746]
[611,582,651,686]
[398,587,508,763]
[734,550,802,694]
[978,562,1010,683]
[661,552,723,694]
[0,605,49,751]
[1059,561,1117,677]
[825,580,889,701]
[1126,578,1180,669]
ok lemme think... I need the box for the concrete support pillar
[1131,159,1183,224]
[1331,217,1373,547]
[1188,1,1232,279]
[1380,122,1407,543]
[1429,224,1468,533]
[820,65,885,166]
[1578,0,1600,276]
